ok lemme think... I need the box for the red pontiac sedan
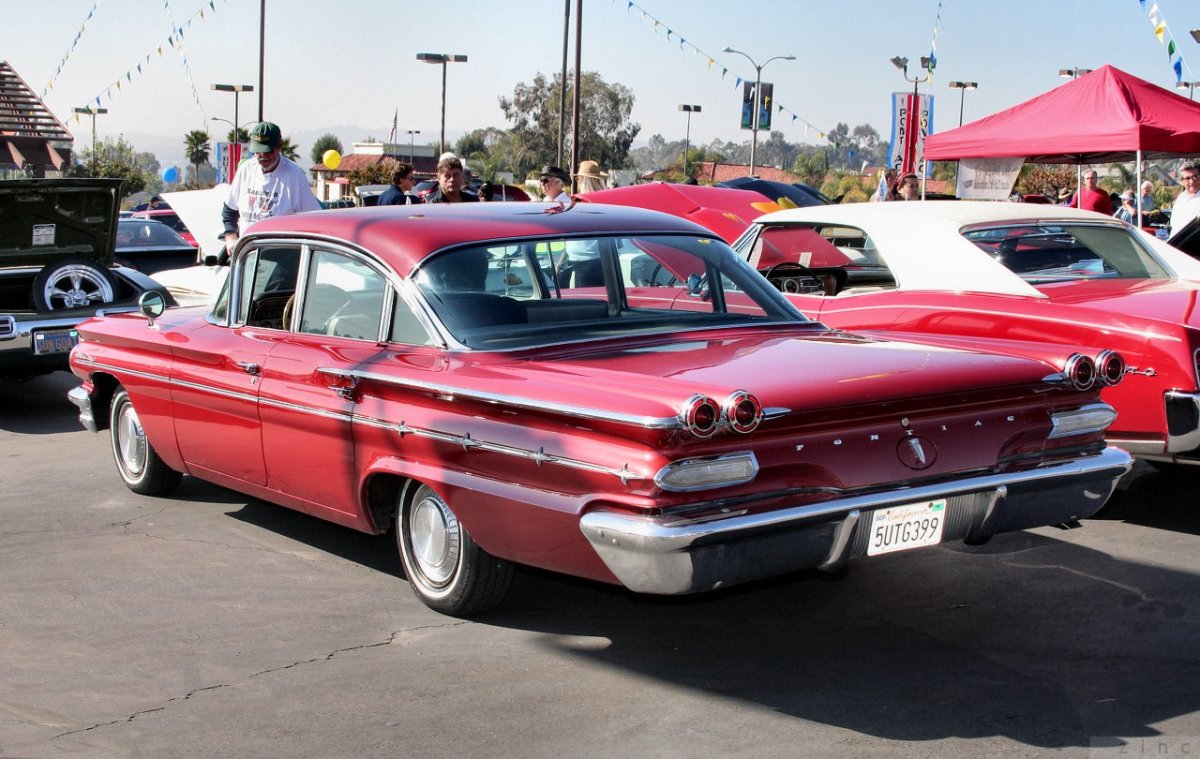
[68,202,1130,615]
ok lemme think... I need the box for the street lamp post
[416,53,468,156]
[210,83,254,141]
[722,47,795,177]
[72,106,108,173]
[1058,67,1092,80]
[406,129,421,164]
[678,105,701,177]
[890,55,935,180]
[209,116,236,142]
[947,81,977,127]
[1177,81,1200,101]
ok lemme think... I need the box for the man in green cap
[221,121,321,258]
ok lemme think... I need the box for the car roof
[245,202,716,278]
[750,201,1141,298]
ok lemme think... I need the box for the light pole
[416,53,468,156]
[406,129,421,164]
[678,105,701,177]
[209,116,236,142]
[1058,67,1092,80]
[891,56,935,178]
[72,106,108,173]
[947,81,977,127]
[722,46,795,177]
[1177,81,1200,101]
[210,83,254,141]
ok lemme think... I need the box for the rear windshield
[413,233,809,349]
[963,223,1169,282]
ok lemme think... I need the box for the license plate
[866,499,946,556]
[33,329,78,355]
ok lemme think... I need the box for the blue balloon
[161,166,178,183]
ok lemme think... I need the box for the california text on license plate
[866,499,947,556]
[33,329,78,355]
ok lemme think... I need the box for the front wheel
[395,484,513,616]
[109,387,182,496]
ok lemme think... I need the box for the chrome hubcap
[116,404,147,477]
[45,266,114,309]
[410,493,459,586]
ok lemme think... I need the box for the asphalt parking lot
[2,372,1199,759]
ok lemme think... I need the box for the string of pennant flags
[65,0,229,125]
[161,0,207,122]
[41,0,103,99]
[1140,0,1194,83]
[611,0,834,145]
[926,0,943,78]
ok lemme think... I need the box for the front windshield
[963,223,1170,283]
[413,233,809,349]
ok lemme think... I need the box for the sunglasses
[540,177,561,184]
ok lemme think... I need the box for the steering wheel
[761,262,813,293]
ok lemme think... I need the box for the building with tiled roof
[0,61,74,177]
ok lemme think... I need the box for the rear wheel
[395,484,513,616]
[109,387,182,496]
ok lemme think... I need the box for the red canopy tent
[925,65,1200,163]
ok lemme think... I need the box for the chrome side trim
[75,357,646,482]
[318,366,683,430]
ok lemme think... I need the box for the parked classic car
[730,201,1200,468]
[114,218,200,275]
[0,178,172,379]
[68,202,1130,615]
[129,207,198,247]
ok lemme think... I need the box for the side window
[389,295,433,345]
[300,248,387,340]
[238,246,301,328]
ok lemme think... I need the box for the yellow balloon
[322,149,342,170]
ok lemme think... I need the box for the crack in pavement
[51,620,469,740]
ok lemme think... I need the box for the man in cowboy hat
[574,160,608,193]
[539,165,572,204]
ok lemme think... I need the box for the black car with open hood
[0,178,171,379]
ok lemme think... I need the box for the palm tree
[183,129,211,185]
[279,137,300,162]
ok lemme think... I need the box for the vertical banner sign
[758,82,773,130]
[886,93,933,176]
[740,82,755,130]
[214,141,244,185]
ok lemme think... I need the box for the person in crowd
[574,160,608,193]
[377,162,423,205]
[539,165,572,204]
[424,155,479,203]
[896,172,921,201]
[1058,188,1074,205]
[1115,190,1137,223]
[221,121,321,258]
[1069,170,1112,214]
[1171,163,1200,235]
[1140,181,1157,213]
[874,169,899,202]
[132,195,168,212]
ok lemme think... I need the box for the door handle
[235,361,260,375]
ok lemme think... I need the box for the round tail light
[723,390,763,434]
[681,395,720,438]
[1063,353,1096,391]
[1096,349,1126,387]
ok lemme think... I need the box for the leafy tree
[1016,164,1077,198]
[183,129,211,185]
[349,159,397,187]
[311,133,343,166]
[67,135,151,199]
[499,71,639,179]
[221,127,250,144]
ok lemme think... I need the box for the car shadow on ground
[215,470,1200,751]
[1093,461,1200,536]
[0,371,85,434]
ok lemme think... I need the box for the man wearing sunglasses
[1171,163,1200,236]
[539,165,571,205]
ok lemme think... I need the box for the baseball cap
[248,122,282,153]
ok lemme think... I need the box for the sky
[2,0,1198,171]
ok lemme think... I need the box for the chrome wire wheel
[408,489,462,590]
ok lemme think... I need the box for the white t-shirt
[224,154,322,234]
[1171,190,1200,236]
[546,190,571,204]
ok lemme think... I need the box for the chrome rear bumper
[579,446,1132,595]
